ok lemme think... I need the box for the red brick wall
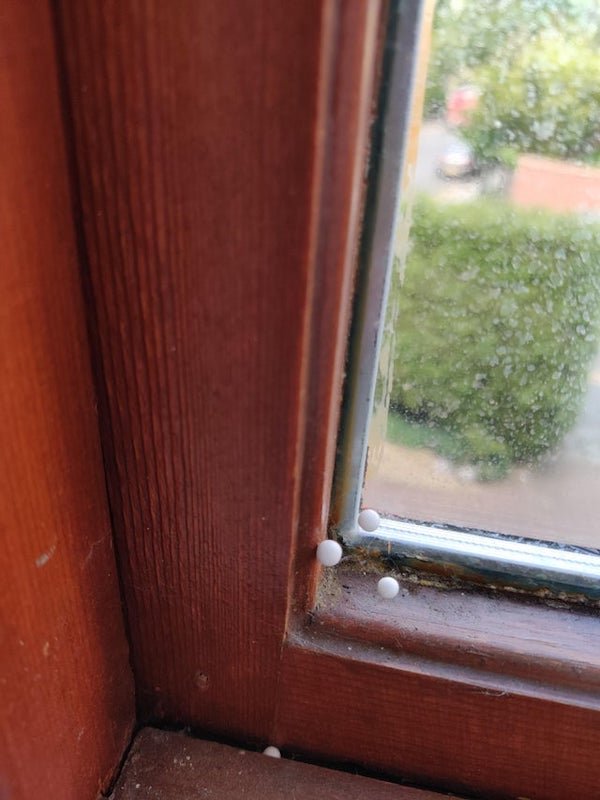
[511,154,600,215]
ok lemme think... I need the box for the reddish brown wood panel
[289,1,382,614]
[276,633,600,800]
[0,2,135,798]
[317,571,600,694]
[111,728,455,799]
[56,0,381,742]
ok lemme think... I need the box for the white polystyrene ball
[358,508,381,532]
[316,539,343,567]
[377,576,400,599]
[263,746,281,758]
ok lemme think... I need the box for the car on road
[437,140,478,179]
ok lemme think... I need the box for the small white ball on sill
[263,746,281,758]
[377,576,400,600]
[316,539,343,567]
[358,508,381,532]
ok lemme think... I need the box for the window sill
[111,728,451,799]
[274,568,600,799]
[313,568,600,697]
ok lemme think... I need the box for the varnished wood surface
[0,2,135,797]
[288,1,382,614]
[46,3,600,797]
[57,0,381,741]
[316,570,600,694]
[111,728,458,799]
[275,629,600,800]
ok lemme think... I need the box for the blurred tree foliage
[389,197,600,477]
[424,0,600,164]
[462,36,600,166]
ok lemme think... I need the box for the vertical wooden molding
[56,0,382,742]
[57,0,325,739]
[0,2,135,797]
[289,0,383,615]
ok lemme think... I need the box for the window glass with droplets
[358,0,600,561]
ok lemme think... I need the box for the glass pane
[363,0,600,549]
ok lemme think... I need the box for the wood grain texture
[111,728,457,799]
[0,2,135,798]
[317,570,600,695]
[275,629,600,800]
[56,0,381,741]
[288,1,382,614]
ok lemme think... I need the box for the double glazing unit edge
[330,0,600,600]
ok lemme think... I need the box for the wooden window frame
[7,1,597,797]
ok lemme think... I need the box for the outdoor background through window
[364,0,600,548]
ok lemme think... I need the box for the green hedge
[390,198,600,476]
